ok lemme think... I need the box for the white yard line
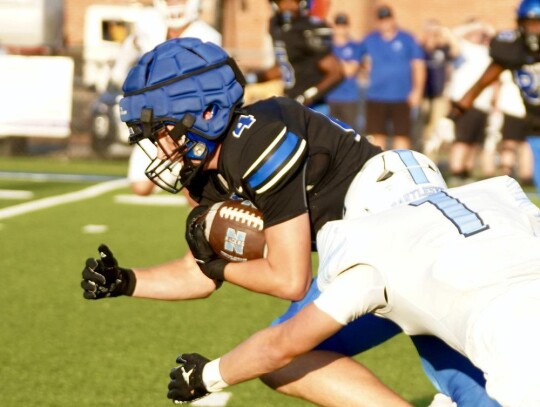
[0,189,34,199]
[0,178,129,220]
[114,193,188,206]
[0,171,123,182]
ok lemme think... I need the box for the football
[203,200,267,262]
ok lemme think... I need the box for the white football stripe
[0,179,128,220]
[218,206,264,230]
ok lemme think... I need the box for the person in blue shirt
[326,13,364,133]
[359,4,425,150]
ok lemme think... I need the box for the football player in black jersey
[452,0,540,189]
[81,38,499,407]
[245,0,343,112]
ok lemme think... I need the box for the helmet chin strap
[169,113,196,141]
[178,146,218,190]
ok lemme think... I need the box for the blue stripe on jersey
[395,149,429,184]
[246,131,301,190]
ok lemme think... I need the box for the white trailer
[0,0,64,52]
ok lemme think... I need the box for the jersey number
[411,191,489,237]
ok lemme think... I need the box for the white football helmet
[153,0,201,29]
[344,149,447,219]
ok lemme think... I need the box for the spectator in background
[446,19,496,185]
[415,19,460,152]
[326,13,363,133]
[451,0,540,191]
[117,0,222,196]
[495,70,534,185]
[358,4,425,150]
[245,0,343,116]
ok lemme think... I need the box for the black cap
[376,5,393,19]
[334,13,349,25]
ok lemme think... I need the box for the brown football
[204,200,267,262]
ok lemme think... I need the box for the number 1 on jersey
[411,191,489,237]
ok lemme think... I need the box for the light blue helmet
[119,37,245,192]
[517,0,540,52]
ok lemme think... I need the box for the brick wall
[64,0,519,68]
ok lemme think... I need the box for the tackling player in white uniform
[167,150,540,407]
[116,0,222,196]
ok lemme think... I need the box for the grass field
[5,155,531,406]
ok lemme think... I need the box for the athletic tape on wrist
[202,358,229,392]
[303,86,318,101]
[245,72,258,84]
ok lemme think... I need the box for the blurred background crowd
[0,0,536,190]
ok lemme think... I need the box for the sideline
[0,171,123,182]
[0,178,129,220]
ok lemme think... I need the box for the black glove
[185,206,228,281]
[81,244,136,299]
[447,101,468,122]
[167,353,210,404]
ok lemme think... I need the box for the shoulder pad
[242,126,307,194]
[304,26,333,53]
[495,30,519,43]
[490,31,526,67]
[308,15,324,25]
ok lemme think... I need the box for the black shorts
[502,113,528,142]
[454,107,488,144]
[365,100,411,137]
[328,101,360,132]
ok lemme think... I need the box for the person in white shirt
[166,149,540,407]
[446,19,496,183]
[117,0,222,196]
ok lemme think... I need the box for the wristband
[118,267,137,296]
[200,259,228,281]
[447,101,468,122]
[202,358,229,392]
[303,86,318,101]
[245,72,258,84]
[296,86,319,105]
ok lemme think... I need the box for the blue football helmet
[120,37,245,193]
[518,0,540,52]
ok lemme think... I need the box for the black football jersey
[269,14,333,102]
[491,30,540,125]
[188,97,381,246]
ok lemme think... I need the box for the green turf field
[5,156,534,406]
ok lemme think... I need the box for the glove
[447,101,468,122]
[81,244,136,299]
[167,353,210,404]
[185,206,228,281]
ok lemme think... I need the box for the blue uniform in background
[359,30,424,102]
[326,40,364,132]
[326,41,363,103]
